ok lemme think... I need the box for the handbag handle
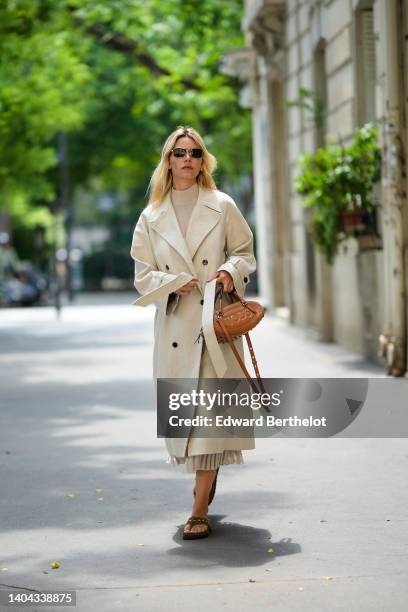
[215,283,258,314]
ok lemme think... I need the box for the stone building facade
[223,0,408,376]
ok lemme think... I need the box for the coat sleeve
[130,211,191,312]
[216,197,256,296]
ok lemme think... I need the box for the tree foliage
[0,0,251,252]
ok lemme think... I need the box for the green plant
[285,87,326,129]
[294,122,381,264]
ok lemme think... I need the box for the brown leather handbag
[213,283,266,395]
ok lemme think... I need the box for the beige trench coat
[130,185,257,458]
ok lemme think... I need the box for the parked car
[1,263,48,307]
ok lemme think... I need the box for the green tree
[1,0,252,272]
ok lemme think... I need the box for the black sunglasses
[171,147,203,158]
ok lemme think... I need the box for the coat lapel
[185,187,222,260]
[149,185,222,276]
[149,193,196,276]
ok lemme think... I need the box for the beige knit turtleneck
[170,182,199,237]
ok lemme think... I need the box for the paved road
[0,294,407,611]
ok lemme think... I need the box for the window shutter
[361,9,376,122]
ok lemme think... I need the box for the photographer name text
[168,415,327,427]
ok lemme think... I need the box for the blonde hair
[146,125,217,207]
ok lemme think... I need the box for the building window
[313,40,327,149]
[355,4,377,125]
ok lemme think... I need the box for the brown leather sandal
[182,516,212,540]
[193,467,219,506]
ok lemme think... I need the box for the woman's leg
[184,469,217,534]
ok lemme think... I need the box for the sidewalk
[0,295,407,611]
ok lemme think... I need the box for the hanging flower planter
[340,209,366,232]
[340,208,383,251]
[345,207,382,248]
[294,123,382,265]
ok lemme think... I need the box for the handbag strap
[217,315,266,398]
[244,332,260,380]
[244,332,267,397]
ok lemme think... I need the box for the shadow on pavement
[170,514,300,568]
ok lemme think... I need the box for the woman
[130,125,256,539]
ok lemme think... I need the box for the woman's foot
[183,515,212,539]
[183,501,209,536]
[183,513,210,536]
[184,469,216,535]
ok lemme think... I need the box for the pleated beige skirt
[167,447,243,473]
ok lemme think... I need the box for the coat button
[172,341,178,348]
[165,264,170,270]
[200,299,204,305]
[244,276,248,283]
[202,259,208,265]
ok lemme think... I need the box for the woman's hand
[206,270,234,293]
[175,276,200,295]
